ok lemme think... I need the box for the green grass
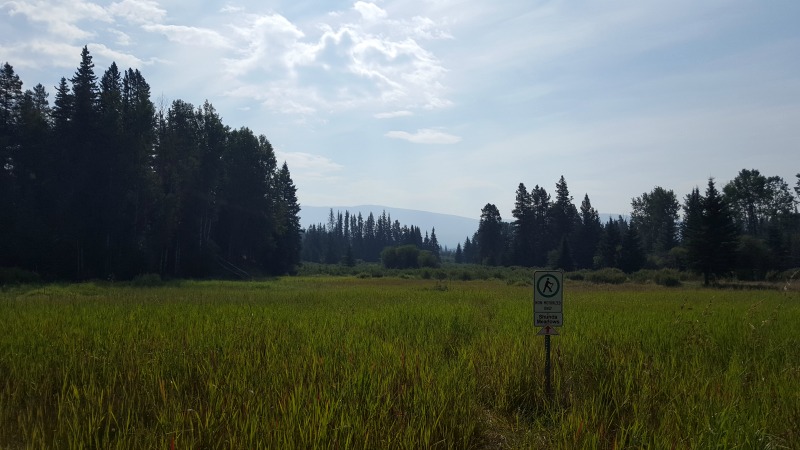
[1,278,798,448]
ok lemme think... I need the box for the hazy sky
[2,0,799,220]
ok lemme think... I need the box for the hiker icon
[536,273,560,298]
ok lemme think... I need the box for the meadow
[1,276,798,449]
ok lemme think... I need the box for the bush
[131,273,163,287]
[631,269,683,287]
[585,268,627,284]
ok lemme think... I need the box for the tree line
[461,172,800,284]
[0,48,302,281]
[302,209,441,266]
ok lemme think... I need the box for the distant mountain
[299,205,479,249]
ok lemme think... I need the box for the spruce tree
[683,180,739,285]
[574,193,601,269]
[512,182,534,266]
[531,184,551,266]
[597,217,621,268]
[619,226,645,273]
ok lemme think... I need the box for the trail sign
[533,270,564,399]
[534,270,563,327]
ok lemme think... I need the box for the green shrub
[566,271,585,281]
[131,273,163,287]
[585,268,627,284]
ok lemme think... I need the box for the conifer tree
[512,182,534,266]
[478,203,504,265]
[683,179,739,285]
[574,193,601,269]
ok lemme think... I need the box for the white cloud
[219,5,450,114]
[353,1,388,22]
[385,128,462,144]
[108,0,166,25]
[374,110,413,118]
[0,40,84,69]
[108,28,132,46]
[221,5,244,14]
[3,0,112,41]
[88,42,148,68]
[142,24,232,48]
[275,151,344,180]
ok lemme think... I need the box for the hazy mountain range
[300,205,624,250]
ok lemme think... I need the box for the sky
[2,0,799,220]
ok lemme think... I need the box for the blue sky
[2,0,799,220]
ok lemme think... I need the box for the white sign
[534,270,563,327]
[535,312,563,327]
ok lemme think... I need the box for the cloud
[374,110,413,119]
[353,1,388,22]
[221,4,244,14]
[108,28,132,46]
[88,42,148,68]
[0,40,83,69]
[108,0,166,25]
[275,151,344,180]
[385,128,462,144]
[3,0,112,41]
[142,24,232,48]
[219,4,451,115]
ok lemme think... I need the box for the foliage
[684,179,740,285]
[630,186,680,255]
[583,267,628,284]
[0,52,302,281]
[478,203,505,265]
[302,209,440,264]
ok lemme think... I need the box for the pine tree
[478,203,504,265]
[574,193,601,269]
[619,226,645,273]
[531,184,551,266]
[273,162,302,273]
[597,217,621,268]
[683,179,739,285]
[512,182,534,266]
[429,227,440,258]
[0,62,23,267]
[550,175,578,243]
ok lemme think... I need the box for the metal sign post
[534,270,563,398]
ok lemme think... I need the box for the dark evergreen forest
[0,48,301,281]
[301,209,441,267]
[460,174,800,284]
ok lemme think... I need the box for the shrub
[131,273,163,287]
[585,268,627,284]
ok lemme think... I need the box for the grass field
[1,276,798,448]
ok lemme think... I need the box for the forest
[301,173,800,284]
[462,174,800,284]
[3,49,799,285]
[0,48,301,281]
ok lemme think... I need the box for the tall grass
[1,278,798,448]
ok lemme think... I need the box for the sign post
[534,270,563,397]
